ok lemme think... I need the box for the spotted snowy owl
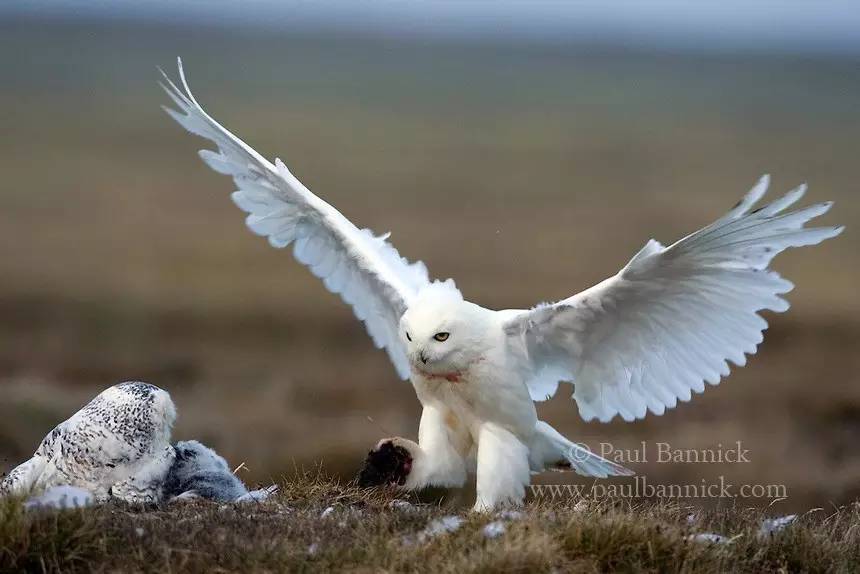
[161,59,842,511]
[1,382,176,503]
[1,383,265,505]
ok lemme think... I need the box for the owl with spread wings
[161,59,841,510]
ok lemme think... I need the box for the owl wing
[502,176,842,422]
[161,59,443,379]
[1,455,49,496]
[1,417,74,496]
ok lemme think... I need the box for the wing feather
[504,176,843,421]
[160,59,445,379]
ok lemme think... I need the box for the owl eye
[406,332,412,342]
[433,332,450,342]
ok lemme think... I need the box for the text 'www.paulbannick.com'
[529,476,788,501]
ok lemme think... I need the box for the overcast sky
[4,0,860,55]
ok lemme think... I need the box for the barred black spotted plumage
[1,382,255,504]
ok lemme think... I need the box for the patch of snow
[419,515,464,541]
[389,499,414,511]
[25,486,94,510]
[236,485,278,503]
[685,513,698,525]
[320,506,336,519]
[686,514,796,545]
[572,499,589,513]
[759,514,797,537]
[307,543,320,556]
[688,532,745,545]
[687,533,732,544]
[497,509,524,521]
[482,521,507,539]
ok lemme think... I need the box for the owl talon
[357,440,414,488]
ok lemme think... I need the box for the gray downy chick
[163,440,249,502]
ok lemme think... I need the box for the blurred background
[1,1,858,510]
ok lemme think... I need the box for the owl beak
[419,351,429,364]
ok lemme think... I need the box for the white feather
[503,177,843,422]
[161,62,842,511]
[160,58,443,380]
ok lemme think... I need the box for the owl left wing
[502,176,842,422]
[160,59,441,380]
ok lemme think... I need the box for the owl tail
[529,421,634,478]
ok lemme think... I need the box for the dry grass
[2,473,860,573]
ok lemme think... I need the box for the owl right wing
[161,59,449,380]
[502,176,842,422]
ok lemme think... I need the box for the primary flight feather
[161,59,842,510]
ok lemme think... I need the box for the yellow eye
[433,332,450,342]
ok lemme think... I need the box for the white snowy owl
[161,59,842,511]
